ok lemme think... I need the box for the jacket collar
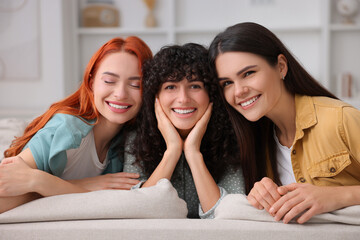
[294,94,318,140]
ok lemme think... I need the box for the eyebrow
[218,65,257,81]
[102,72,140,80]
[102,72,120,78]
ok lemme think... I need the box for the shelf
[330,24,360,31]
[77,27,169,35]
[269,26,322,33]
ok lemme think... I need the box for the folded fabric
[214,194,360,225]
[0,118,29,158]
[0,179,188,223]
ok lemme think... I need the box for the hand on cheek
[184,102,212,154]
[154,98,183,153]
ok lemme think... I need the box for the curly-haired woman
[124,43,246,218]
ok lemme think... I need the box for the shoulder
[29,114,94,149]
[44,114,94,131]
[311,96,352,109]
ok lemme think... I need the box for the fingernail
[269,207,274,213]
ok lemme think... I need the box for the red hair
[4,36,152,157]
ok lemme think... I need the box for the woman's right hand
[247,177,283,213]
[154,98,183,156]
[0,156,36,196]
[69,172,140,191]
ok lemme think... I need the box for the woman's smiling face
[215,51,287,122]
[158,78,210,137]
[92,52,142,128]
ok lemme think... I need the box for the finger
[260,177,281,201]
[112,178,140,185]
[282,200,311,224]
[251,183,272,211]
[247,193,264,210]
[280,183,299,192]
[272,192,303,222]
[0,157,16,165]
[109,183,138,190]
[296,206,317,224]
[277,186,289,195]
[110,172,140,179]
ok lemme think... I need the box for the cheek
[223,88,233,105]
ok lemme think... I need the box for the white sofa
[0,118,359,240]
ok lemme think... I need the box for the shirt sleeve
[199,187,227,219]
[342,106,360,164]
[123,131,148,182]
[198,166,245,219]
[24,114,92,177]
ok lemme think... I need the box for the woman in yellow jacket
[209,22,360,224]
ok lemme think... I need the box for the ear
[89,74,94,91]
[277,54,288,79]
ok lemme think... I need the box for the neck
[93,117,123,162]
[267,91,296,148]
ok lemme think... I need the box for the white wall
[0,0,359,119]
[0,0,67,118]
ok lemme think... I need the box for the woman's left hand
[184,103,213,155]
[270,183,345,224]
[0,156,36,196]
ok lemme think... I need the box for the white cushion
[0,118,29,158]
[0,179,188,223]
[214,194,360,225]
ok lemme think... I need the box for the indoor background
[0,0,359,119]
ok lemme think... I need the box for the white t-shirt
[61,130,108,180]
[273,130,296,185]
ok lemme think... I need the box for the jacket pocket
[308,152,351,178]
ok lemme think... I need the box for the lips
[238,95,260,108]
[107,101,132,113]
[172,108,196,114]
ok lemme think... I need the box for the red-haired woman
[0,36,153,213]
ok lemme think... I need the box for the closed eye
[129,80,141,89]
[104,80,115,84]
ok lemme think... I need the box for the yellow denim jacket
[284,95,360,186]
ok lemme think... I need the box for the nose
[113,82,128,100]
[234,81,249,98]
[177,87,191,103]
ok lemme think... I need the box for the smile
[172,108,196,114]
[240,95,260,107]
[108,102,131,109]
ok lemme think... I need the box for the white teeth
[109,103,130,109]
[173,108,195,114]
[241,96,259,107]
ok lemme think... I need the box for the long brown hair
[5,36,152,157]
[209,22,337,193]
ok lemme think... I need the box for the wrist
[184,151,204,168]
[164,147,182,160]
[29,169,45,194]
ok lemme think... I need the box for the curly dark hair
[132,43,240,181]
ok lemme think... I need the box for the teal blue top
[24,113,123,177]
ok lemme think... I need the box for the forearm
[31,169,88,196]
[186,151,220,213]
[0,193,41,213]
[142,149,180,188]
[335,185,360,208]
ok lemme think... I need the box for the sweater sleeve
[198,166,245,219]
